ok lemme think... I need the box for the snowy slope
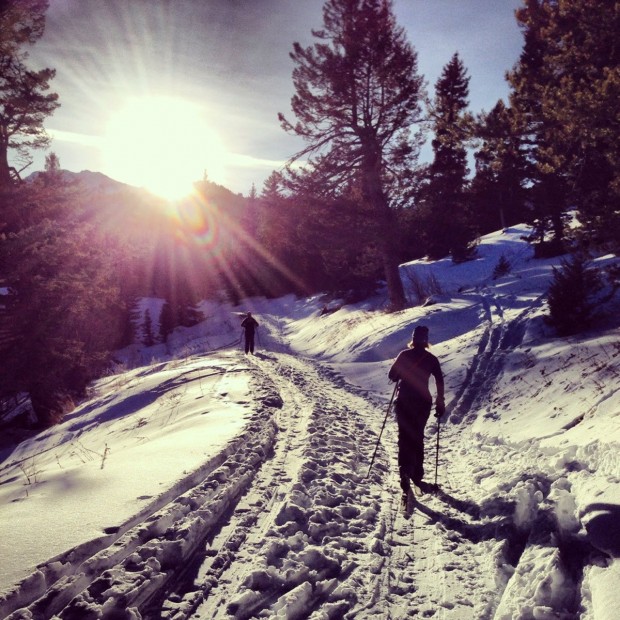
[0,226,618,619]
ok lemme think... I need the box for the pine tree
[422,53,475,261]
[471,100,528,235]
[531,0,620,249]
[0,159,126,425]
[293,185,383,297]
[159,301,174,343]
[492,254,512,280]
[0,0,59,187]
[507,0,573,255]
[0,215,123,425]
[279,0,426,310]
[546,254,603,336]
[243,183,259,239]
[254,172,313,297]
[143,309,155,346]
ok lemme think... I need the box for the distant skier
[241,312,259,354]
[388,325,445,500]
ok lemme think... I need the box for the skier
[388,325,445,501]
[241,312,259,354]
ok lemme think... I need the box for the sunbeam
[102,96,226,201]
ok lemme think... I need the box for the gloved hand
[435,400,445,419]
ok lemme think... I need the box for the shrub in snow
[405,269,443,306]
[493,254,511,280]
[545,254,603,336]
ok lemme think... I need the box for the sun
[102,96,227,200]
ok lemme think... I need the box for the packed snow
[0,225,618,619]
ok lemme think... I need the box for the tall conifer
[0,0,59,187]
[422,53,475,261]
[279,0,425,310]
[471,100,528,234]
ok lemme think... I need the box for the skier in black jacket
[241,312,259,354]
[388,325,445,498]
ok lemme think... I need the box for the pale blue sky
[29,0,524,195]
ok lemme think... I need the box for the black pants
[244,331,255,354]
[395,399,431,491]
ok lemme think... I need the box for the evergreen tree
[306,191,382,297]
[492,254,512,280]
[243,183,259,239]
[0,217,123,425]
[507,0,570,255]
[528,0,620,249]
[229,181,281,299]
[0,162,126,425]
[155,293,202,341]
[279,0,426,310]
[143,309,155,346]
[471,100,528,234]
[422,53,475,261]
[188,177,261,301]
[546,254,603,336]
[159,301,174,343]
[254,172,312,297]
[1,150,75,239]
[43,151,61,180]
[0,0,48,55]
[0,0,59,187]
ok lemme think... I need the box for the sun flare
[102,96,226,200]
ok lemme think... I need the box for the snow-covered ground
[0,225,618,619]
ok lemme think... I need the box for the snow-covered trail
[140,348,501,620]
[2,343,495,619]
[3,287,618,619]
[170,352,387,619]
[417,291,618,620]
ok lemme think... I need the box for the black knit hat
[412,325,429,345]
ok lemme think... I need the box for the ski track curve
[432,291,609,619]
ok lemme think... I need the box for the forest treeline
[1,0,618,425]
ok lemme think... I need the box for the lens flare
[172,196,221,252]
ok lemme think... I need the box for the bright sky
[27,0,523,198]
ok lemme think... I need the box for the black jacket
[389,347,444,406]
[241,316,258,333]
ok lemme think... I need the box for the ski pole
[434,417,441,487]
[366,382,398,479]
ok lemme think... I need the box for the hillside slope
[0,226,618,619]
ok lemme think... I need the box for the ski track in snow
[1,294,618,619]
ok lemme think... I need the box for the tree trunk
[381,235,407,310]
[363,151,407,310]
[0,143,13,189]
